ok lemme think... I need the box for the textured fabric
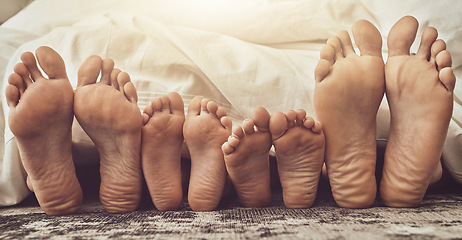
[1,191,462,239]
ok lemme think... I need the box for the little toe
[337,30,356,56]
[416,27,438,60]
[303,116,315,129]
[242,119,255,134]
[439,67,456,91]
[8,73,25,96]
[35,46,68,80]
[77,55,102,87]
[252,107,270,131]
[327,36,344,60]
[188,96,203,115]
[100,58,114,85]
[21,51,43,81]
[314,59,332,82]
[352,19,383,57]
[269,111,289,140]
[167,92,184,116]
[5,84,20,108]
[387,16,418,57]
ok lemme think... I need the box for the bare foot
[5,46,82,215]
[74,56,142,213]
[380,16,455,207]
[141,92,185,211]
[222,107,272,207]
[183,96,232,211]
[270,110,325,208]
[313,20,385,208]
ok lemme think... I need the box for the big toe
[352,19,383,57]
[78,55,102,87]
[252,107,270,131]
[35,46,68,79]
[387,16,419,57]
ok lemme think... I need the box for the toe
[320,44,335,64]
[387,16,418,57]
[110,68,121,89]
[100,58,114,85]
[222,142,235,155]
[252,107,270,131]
[352,19,382,57]
[337,30,356,56]
[227,134,240,148]
[5,84,20,108]
[311,122,323,134]
[78,55,102,87]
[206,100,219,115]
[188,96,203,116]
[436,50,452,71]
[167,92,184,116]
[269,111,288,140]
[160,95,171,113]
[327,36,343,60]
[295,109,306,126]
[14,63,33,87]
[221,116,233,130]
[439,67,456,91]
[8,73,25,96]
[35,46,68,79]
[315,59,332,82]
[430,39,446,65]
[416,27,438,60]
[286,110,297,128]
[118,72,137,103]
[21,51,43,81]
[216,106,227,118]
[232,126,245,138]
[303,116,315,129]
[200,98,211,114]
[242,119,255,134]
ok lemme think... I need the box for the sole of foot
[380,16,455,207]
[141,92,185,211]
[270,110,325,208]
[6,46,82,215]
[183,96,232,211]
[74,55,142,213]
[222,107,272,207]
[313,19,385,208]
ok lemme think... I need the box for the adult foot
[380,16,455,207]
[222,107,272,207]
[183,96,232,211]
[74,56,142,213]
[270,110,325,208]
[141,92,185,211]
[6,46,82,215]
[313,20,385,208]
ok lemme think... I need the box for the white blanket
[1,0,461,206]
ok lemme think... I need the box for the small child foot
[183,96,232,211]
[141,92,185,211]
[270,110,325,208]
[6,46,82,215]
[74,56,142,213]
[222,107,272,207]
[380,16,455,207]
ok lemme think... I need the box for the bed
[0,0,461,209]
